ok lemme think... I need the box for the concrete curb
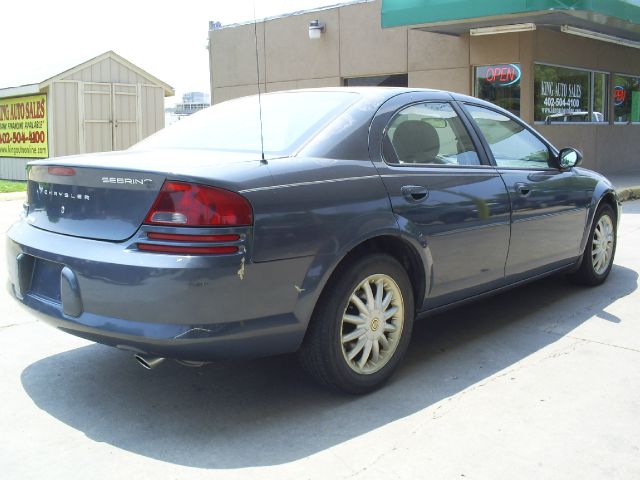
[617,186,640,202]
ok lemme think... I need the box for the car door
[462,103,591,280]
[369,93,511,309]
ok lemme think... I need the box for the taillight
[139,181,249,255]
[144,181,252,227]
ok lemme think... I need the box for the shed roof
[0,51,174,99]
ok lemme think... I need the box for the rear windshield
[133,91,359,155]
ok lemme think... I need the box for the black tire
[299,254,414,394]
[569,204,617,286]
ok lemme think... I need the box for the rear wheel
[299,254,414,394]
[570,204,617,286]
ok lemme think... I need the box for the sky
[1,0,350,106]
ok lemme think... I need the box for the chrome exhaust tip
[134,354,165,370]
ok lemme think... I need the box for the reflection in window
[343,74,408,87]
[134,91,359,155]
[384,103,480,166]
[593,72,608,123]
[535,64,608,124]
[475,64,521,116]
[465,105,550,169]
[613,74,640,123]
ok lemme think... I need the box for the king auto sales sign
[0,94,48,158]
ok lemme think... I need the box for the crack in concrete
[0,321,36,330]
[347,448,403,480]
[563,335,640,354]
[520,323,640,354]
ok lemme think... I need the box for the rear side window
[384,103,480,166]
[465,104,551,169]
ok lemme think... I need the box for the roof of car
[256,86,488,106]
[267,86,440,96]
[220,86,504,119]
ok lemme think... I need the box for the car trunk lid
[26,164,165,241]
[25,149,269,241]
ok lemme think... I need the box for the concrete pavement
[0,191,25,201]
[1,195,640,479]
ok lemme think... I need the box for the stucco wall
[533,29,640,173]
[408,30,470,94]
[535,125,640,173]
[211,1,413,101]
[209,0,640,173]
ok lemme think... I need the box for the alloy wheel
[340,274,404,374]
[592,214,615,275]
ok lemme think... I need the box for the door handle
[516,182,531,196]
[401,185,429,202]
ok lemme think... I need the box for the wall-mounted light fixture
[309,20,325,40]
[561,25,640,50]
[470,23,536,36]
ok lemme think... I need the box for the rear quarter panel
[245,155,415,333]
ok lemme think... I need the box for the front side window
[465,104,551,169]
[613,74,640,123]
[384,102,480,166]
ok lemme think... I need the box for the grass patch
[0,179,27,193]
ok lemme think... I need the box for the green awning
[382,0,640,33]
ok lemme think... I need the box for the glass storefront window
[534,64,608,124]
[613,74,640,123]
[593,72,609,122]
[474,64,521,116]
[343,74,408,87]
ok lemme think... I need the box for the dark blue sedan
[6,88,619,393]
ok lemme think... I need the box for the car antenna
[252,0,266,164]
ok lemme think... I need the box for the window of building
[534,64,609,124]
[384,102,480,166]
[465,104,551,169]
[474,64,521,116]
[343,74,408,87]
[613,74,640,123]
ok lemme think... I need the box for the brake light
[144,181,252,226]
[48,166,76,176]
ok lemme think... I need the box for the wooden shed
[0,51,174,180]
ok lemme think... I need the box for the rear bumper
[6,221,314,361]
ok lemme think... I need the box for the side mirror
[557,147,582,169]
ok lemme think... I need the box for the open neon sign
[614,86,626,106]
[483,64,521,86]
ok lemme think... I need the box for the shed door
[112,83,139,150]
[83,82,139,153]
[83,82,113,153]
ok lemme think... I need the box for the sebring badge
[101,177,153,185]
